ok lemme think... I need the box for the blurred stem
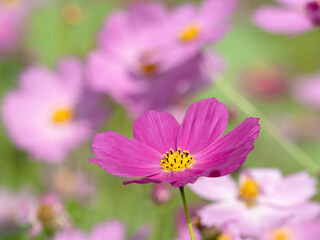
[179,187,196,240]
[215,76,319,174]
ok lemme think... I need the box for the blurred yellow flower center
[1,0,19,7]
[37,203,55,228]
[61,3,84,25]
[217,233,232,240]
[239,177,259,206]
[161,148,194,172]
[179,24,200,42]
[271,228,292,240]
[140,63,158,75]
[52,108,73,124]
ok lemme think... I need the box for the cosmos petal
[177,98,228,154]
[133,110,179,154]
[90,131,162,177]
[194,117,260,177]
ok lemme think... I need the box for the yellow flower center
[271,227,292,240]
[60,3,84,25]
[239,177,259,206]
[52,108,73,124]
[217,233,232,240]
[37,203,56,228]
[161,148,194,172]
[179,24,200,42]
[140,63,158,75]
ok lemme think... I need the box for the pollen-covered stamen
[239,177,259,206]
[306,1,320,26]
[161,148,195,172]
[179,24,200,42]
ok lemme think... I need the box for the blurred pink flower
[292,71,320,109]
[47,167,96,203]
[1,58,108,163]
[240,62,287,102]
[90,98,260,188]
[151,183,172,204]
[0,188,36,235]
[253,0,317,35]
[54,220,149,240]
[189,169,320,237]
[87,0,232,116]
[29,193,72,237]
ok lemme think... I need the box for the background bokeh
[1,0,320,239]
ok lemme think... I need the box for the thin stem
[179,187,196,240]
[215,76,319,174]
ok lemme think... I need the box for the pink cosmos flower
[292,71,320,109]
[87,0,232,116]
[1,58,108,163]
[90,98,260,188]
[189,169,320,237]
[28,193,72,237]
[167,0,236,64]
[253,0,319,35]
[54,220,149,240]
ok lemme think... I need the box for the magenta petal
[194,117,260,176]
[177,98,228,154]
[90,131,162,177]
[123,178,162,185]
[133,110,179,154]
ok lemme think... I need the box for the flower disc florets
[161,148,194,172]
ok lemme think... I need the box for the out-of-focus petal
[253,6,312,35]
[198,202,242,228]
[188,176,238,201]
[91,221,126,240]
[260,171,317,207]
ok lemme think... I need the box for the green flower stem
[215,76,319,174]
[179,187,196,240]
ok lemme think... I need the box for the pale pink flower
[1,58,108,163]
[28,193,72,237]
[189,169,320,237]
